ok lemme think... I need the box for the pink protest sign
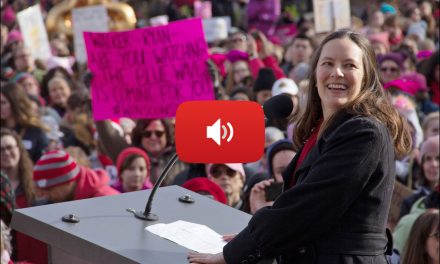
[84,18,214,120]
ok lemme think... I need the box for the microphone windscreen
[263,94,293,119]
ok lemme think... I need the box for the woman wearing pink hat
[111,147,153,193]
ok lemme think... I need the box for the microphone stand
[129,153,179,221]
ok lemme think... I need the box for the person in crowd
[266,139,296,183]
[383,15,404,48]
[271,78,299,115]
[1,83,48,162]
[41,115,64,152]
[253,68,276,105]
[368,32,390,57]
[188,29,411,264]
[0,128,46,264]
[111,147,153,193]
[0,170,15,225]
[400,135,439,219]
[9,45,45,83]
[400,209,439,264]
[229,86,252,101]
[282,34,315,75]
[225,29,284,80]
[288,62,310,85]
[245,126,285,174]
[422,112,439,140]
[182,177,227,204]
[241,171,270,214]
[12,72,43,103]
[249,139,296,214]
[225,60,252,94]
[40,66,75,104]
[420,50,439,106]
[394,184,439,255]
[46,76,75,118]
[96,118,187,186]
[378,52,405,84]
[33,149,119,204]
[206,163,246,210]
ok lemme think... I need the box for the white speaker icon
[206,118,234,146]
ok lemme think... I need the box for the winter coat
[73,167,119,200]
[223,113,395,264]
[393,196,426,253]
[15,124,48,163]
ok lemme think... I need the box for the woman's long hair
[1,82,45,131]
[292,30,412,158]
[0,128,35,206]
[401,209,439,264]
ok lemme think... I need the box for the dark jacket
[16,124,49,163]
[223,113,395,264]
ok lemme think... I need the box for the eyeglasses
[142,130,165,138]
[0,144,17,153]
[380,67,399,73]
[211,167,237,178]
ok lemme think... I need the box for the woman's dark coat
[223,113,395,264]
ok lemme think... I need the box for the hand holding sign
[84,18,214,120]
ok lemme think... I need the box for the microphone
[263,94,293,120]
[127,153,179,221]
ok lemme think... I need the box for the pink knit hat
[368,32,390,51]
[33,150,81,189]
[419,135,440,164]
[1,6,16,24]
[6,30,23,45]
[384,73,427,96]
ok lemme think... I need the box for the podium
[11,186,251,263]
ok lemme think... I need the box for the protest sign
[84,18,214,120]
[17,4,51,60]
[333,0,351,30]
[202,17,229,43]
[72,5,109,64]
[313,0,351,33]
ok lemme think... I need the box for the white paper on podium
[146,220,227,254]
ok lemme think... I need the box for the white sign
[17,4,51,60]
[333,0,351,30]
[313,0,351,33]
[202,17,229,43]
[72,5,109,64]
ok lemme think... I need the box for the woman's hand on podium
[187,252,226,264]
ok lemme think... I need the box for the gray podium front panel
[11,186,251,263]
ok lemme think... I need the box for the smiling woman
[188,30,412,264]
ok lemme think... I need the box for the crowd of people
[0,0,439,264]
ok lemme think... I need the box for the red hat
[33,150,81,189]
[182,177,227,204]
[116,147,151,176]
